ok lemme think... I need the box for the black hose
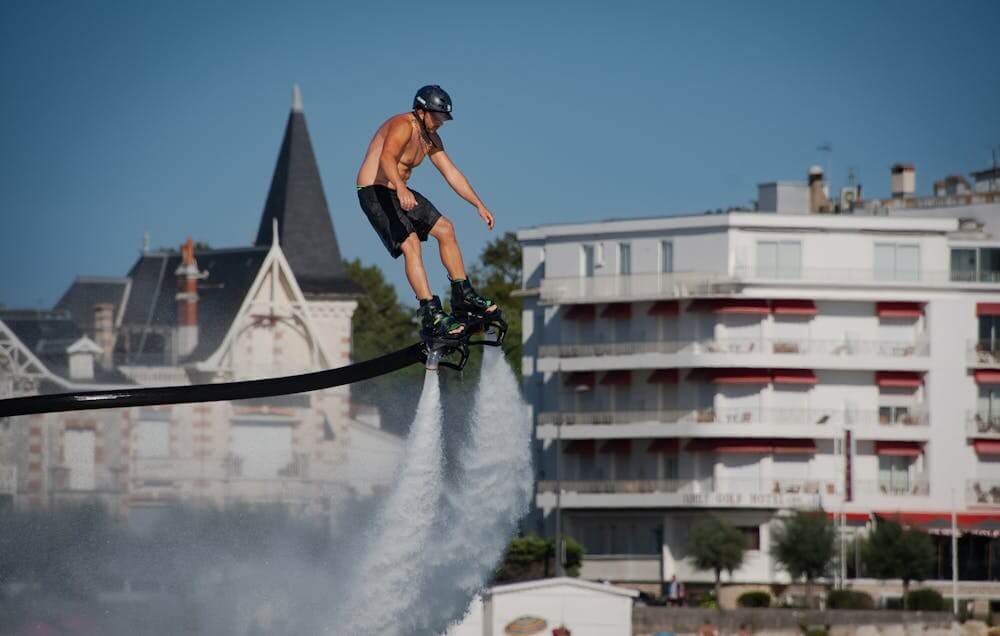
[0,344,426,417]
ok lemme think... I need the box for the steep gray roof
[53,276,130,335]
[118,247,269,363]
[254,91,361,297]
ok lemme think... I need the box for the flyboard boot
[449,278,508,347]
[419,295,469,371]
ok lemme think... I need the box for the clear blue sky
[2,0,998,308]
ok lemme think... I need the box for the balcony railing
[538,337,927,359]
[968,479,1000,506]
[968,340,1000,366]
[854,478,930,497]
[537,267,999,303]
[967,412,1000,438]
[538,407,926,428]
[537,477,840,497]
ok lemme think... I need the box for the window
[582,244,596,277]
[230,422,293,479]
[982,248,1000,282]
[64,429,96,491]
[618,243,632,275]
[661,240,674,273]
[874,243,920,282]
[951,248,977,282]
[135,420,169,458]
[878,405,912,426]
[756,241,801,279]
[979,316,1000,349]
[878,455,913,494]
[737,526,761,550]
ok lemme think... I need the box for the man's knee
[432,217,456,241]
[400,233,421,256]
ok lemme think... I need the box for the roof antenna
[142,232,150,254]
[292,84,303,113]
[272,218,280,246]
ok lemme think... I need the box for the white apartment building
[517,166,1000,593]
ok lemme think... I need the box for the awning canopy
[825,512,873,523]
[772,299,817,316]
[648,300,680,317]
[563,371,596,389]
[688,298,770,315]
[974,370,1000,385]
[977,303,1000,317]
[876,301,924,319]
[708,368,771,385]
[563,304,596,321]
[874,440,923,457]
[875,371,923,388]
[973,439,1000,456]
[600,370,632,386]
[874,512,1000,532]
[772,369,817,385]
[601,302,632,320]
[647,438,679,453]
[647,369,679,384]
[599,439,631,455]
[686,438,816,454]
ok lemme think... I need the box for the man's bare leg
[400,233,463,334]
[429,217,497,313]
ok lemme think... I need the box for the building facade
[518,166,1000,593]
[0,87,403,520]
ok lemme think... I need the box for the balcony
[536,476,838,510]
[536,267,999,304]
[536,407,925,438]
[967,412,1000,439]
[968,479,1000,506]
[538,337,928,359]
[854,478,930,497]
[968,341,1000,367]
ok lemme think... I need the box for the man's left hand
[478,206,495,230]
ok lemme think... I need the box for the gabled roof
[253,86,361,298]
[488,576,639,598]
[119,247,269,363]
[53,276,131,334]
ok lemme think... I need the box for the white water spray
[335,371,445,635]
[401,347,534,634]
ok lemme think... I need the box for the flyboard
[0,312,506,418]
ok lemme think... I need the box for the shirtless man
[356,85,497,339]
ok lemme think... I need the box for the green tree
[770,510,836,608]
[861,517,936,609]
[688,515,747,603]
[495,534,583,583]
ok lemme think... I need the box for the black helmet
[413,85,453,120]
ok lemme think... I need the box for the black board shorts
[357,185,443,259]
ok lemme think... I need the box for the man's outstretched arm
[430,150,494,229]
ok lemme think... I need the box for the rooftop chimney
[808,165,828,213]
[891,163,915,199]
[174,238,204,359]
[92,303,115,368]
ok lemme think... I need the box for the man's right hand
[397,187,417,211]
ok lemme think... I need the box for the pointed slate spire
[255,86,360,297]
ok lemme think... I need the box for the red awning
[647,438,680,453]
[772,439,818,454]
[564,440,596,455]
[600,370,632,386]
[875,440,923,457]
[648,301,680,317]
[977,303,1000,317]
[772,369,817,385]
[974,370,1000,385]
[688,298,770,315]
[647,369,679,384]
[708,368,771,385]
[875,512,1000,530]
[599,439,632,455]
[601,303,632,320]
[563,371,596,389]
[974,440,1000,456]
[825,512,872,523]
[875,371,923,388]
[876,302,924,319]
[563,304,596,321]
[772,299,817,316]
